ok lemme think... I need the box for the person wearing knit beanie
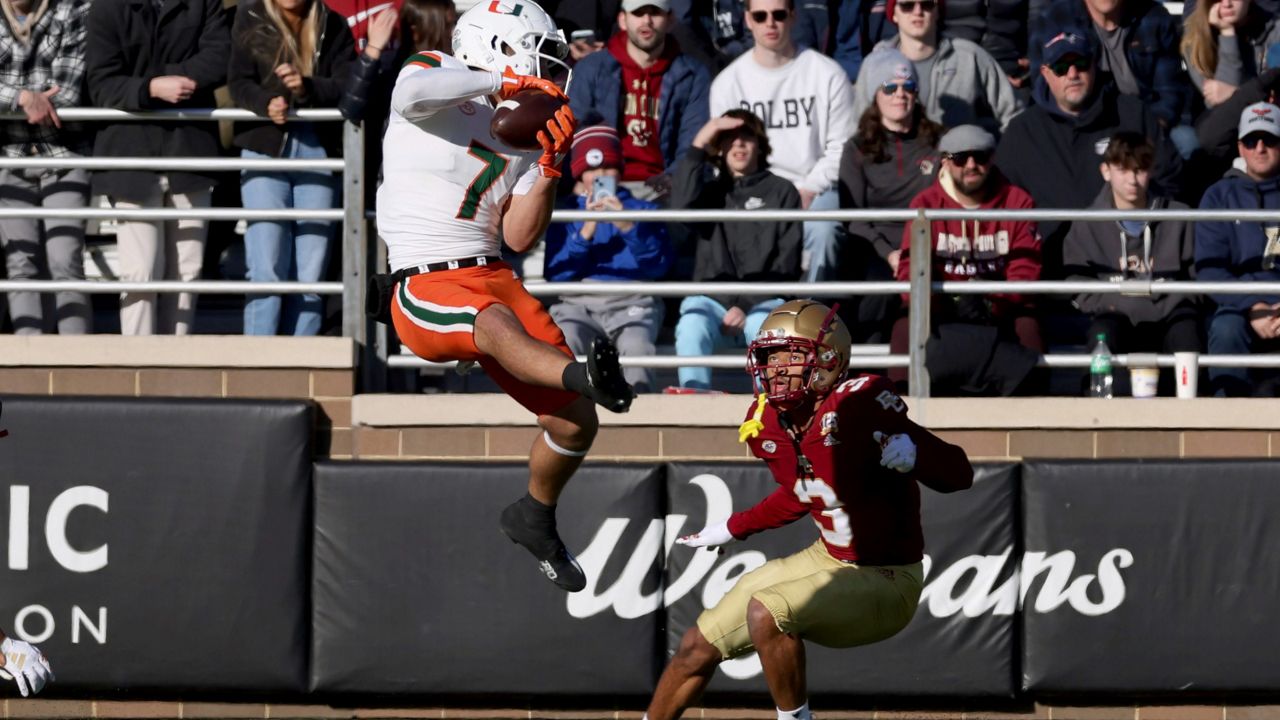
[861,48,919,94]
[850,0,1021,133]
[570,125,624,180]
[545,127,672,394]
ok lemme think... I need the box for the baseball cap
[862,48,918,91]
[621,0,671,11]
[1239,101,1280,140]
[938,125,997,155]
[1041,27,1095,67]
[570,125,623,179]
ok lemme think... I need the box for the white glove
[874,431,917,473]
[675,520,736,549]
[0,637,53,697]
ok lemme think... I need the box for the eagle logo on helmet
[747,300,852,409]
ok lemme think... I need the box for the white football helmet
[453,0,572,90]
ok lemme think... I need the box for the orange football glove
[536,105,576,178]
[499,67,568,101]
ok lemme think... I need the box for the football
[490,89,567,151]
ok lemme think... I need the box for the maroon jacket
[897,168,1043,317]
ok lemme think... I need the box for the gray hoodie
[1062,185,1198,323]
[852,37,1023,135]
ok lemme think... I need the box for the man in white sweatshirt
[710,0,855,283]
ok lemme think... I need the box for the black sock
[508,494,559,555]
[562,362,590,395]
[519,492,555,514]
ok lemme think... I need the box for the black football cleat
[584,336,635,414]
[500,499,587,593]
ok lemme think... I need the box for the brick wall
[0,335,356,456]
[345,395,1280,462]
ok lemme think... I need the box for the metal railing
[0,107,370,384]
[5,110,1280,396]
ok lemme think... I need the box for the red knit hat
[570,125,623,179]
[885,0,944,24]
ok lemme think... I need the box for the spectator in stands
[710,0,853,282]
[1182,0,1280,109]
[550,0,620,60]
[397,0,454,60]
[229,0,356,336]
[996,25,1182,276]
[85,0,231,336]
[670,109,802,389]
[544,126,673,393]
[1030,0,1188,130]
[850,0,1022,134]
[942,0,1035,93]
[1196,63,1280,161]
[1195,101,1280,396]
[334,3,403,207]
[0,0,93,335]
[670,0,830,71]
[568,0,710,201]
[339,1,444,121]
[892,125,1044,396]
[318,0,400,52]
[1063,131,1200,366]
[832,0,899,83]
[838,49,943,342]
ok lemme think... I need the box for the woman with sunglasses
[837,49,943,342]
[1182,0,1280,108]
[849,0,1022,134]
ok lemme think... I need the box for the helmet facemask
[747,303,848,410]
[499,30,572,90]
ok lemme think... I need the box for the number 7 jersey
[377,51,543,272]
[731,374,974,565]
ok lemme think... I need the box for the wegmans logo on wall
[566,473,1133,680]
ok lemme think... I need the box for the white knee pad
[543,430,589,457]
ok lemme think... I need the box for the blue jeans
[803,187,841,282]
[1207,307,1272,397]
[1169,124,1200,161]
[241,126,337,336]
[675,295,785,388]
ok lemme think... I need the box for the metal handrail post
[907,209,931,398]
[372,224,390,391]
[342,120,369,374]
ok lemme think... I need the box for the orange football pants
[391,262,579,416]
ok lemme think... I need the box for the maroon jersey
[728,374,973,565]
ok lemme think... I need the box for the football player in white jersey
[376,0,634,593]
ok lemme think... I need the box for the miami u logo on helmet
[488,0,524,15]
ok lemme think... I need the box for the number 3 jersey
[732,374,973,565]
[377,51,543,272]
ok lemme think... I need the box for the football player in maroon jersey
[642,299,974,720]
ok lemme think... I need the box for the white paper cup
[1130,367,1159,398]
[1174,352,1199,399]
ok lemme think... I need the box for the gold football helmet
[747,300,852,408]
